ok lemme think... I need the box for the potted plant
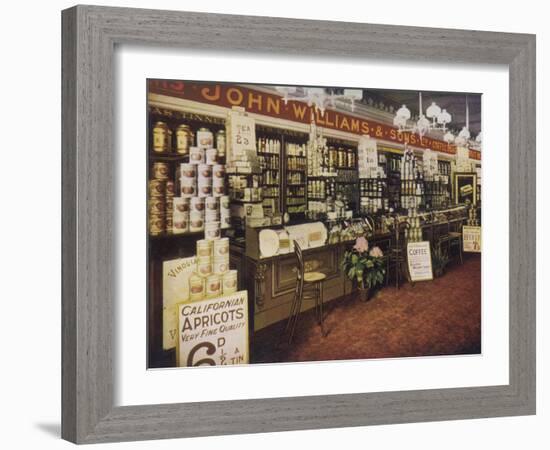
[341,237,386,301]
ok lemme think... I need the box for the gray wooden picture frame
[61,4,536,444]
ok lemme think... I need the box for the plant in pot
[341,237,386,301]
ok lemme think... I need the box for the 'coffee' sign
[177,291,249,367]
[148,80,481,160]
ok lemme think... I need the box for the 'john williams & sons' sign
[148,79,481,161]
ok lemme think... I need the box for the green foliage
[341,249,386,290]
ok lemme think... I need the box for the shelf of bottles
[285,141,308,215]
[332,145,358,210]
[256,136,282,215]
[399,148,424,211]
[423,160,451,210]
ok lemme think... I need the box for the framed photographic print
[62,5,536,444]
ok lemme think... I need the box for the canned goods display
[173,197,190,213]
[213,255,229,274]
[176,124,191,155]
[149,179,165,198]
[190,197,205,212]
[180,183,196,198]
[149,213,165,235]
[205,196,218,211]
[179,163,196,179]
[149,198,165,215]
[152,162,169,180]
[213,238,229,257]
[216,129,226,157]
[172,211,189,234]
[220,195,230,210]
[222,270,238,295]
[189,147,204,164]
[205,274,222,298]
[204,221,221,240]
[196,257,213,277]
[197,164,212,178]
[197,180,212,197]
[205,148,218,165]
[165,180,175,197]
[152,121,168,153]
[189,211,205,232]
[197,127,214,149]
[205,209,220,223]
[220,214,232,229]
[196,239,213,258]
[189,274,205,302]
[212,164,225,179]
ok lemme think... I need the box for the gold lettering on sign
[267,97,280,115]
[247,92,262,111]
[361,121,370,134]
[292,103,308,120]
[227,88,244,106]
[340,116,350,131]
[201,85,221,101]
[351,119,360,132]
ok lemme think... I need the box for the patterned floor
[252,254,481,363]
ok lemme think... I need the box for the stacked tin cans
[148,162,175,236]
[192,237,237,300]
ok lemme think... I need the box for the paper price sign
[162,256,197,350]
[177,291,249,367]
[407,241,433,282]
[229,113,256,152]
[463,226,482,252]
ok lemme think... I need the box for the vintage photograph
[147,79,482,368]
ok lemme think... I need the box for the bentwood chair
[284,240,327,345]
[438,218,464,265]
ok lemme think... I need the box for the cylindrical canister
[180,181,196,198]
[205,209,220,223]
[189,210,205,232]
[204,221,221,240]
[152,162,169,180]
[212,178,225,197]
[173,197,190,213]
[149,179,165,198]
[189,273,205,302]
[216,129,226,157]
[179,163,196,179]
[222,270,238,295]
[196,239,213,258]
[212,164,225,179]
[165,180,175,197]
[213,255,229,274]
[205,148,218,165]
[220,214,231,229]
[172,211,189,234]
[205,274,222,298]
[196,257,213,278]
[189,147,205,164]
[220,195,230,210]
[149,198,165,215]
[176,124,191,155]
[198,178,212,197]
[190,196,205,212]
[205,196,218,211]
[149,213,165,235]
[197,163,212,178]
[213,237,229,258]
[197,127,214,149]
[152,121,168,153]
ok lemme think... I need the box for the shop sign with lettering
[177,291,249,367]
[463,226,482,252]
[148,80,481,160]
[407,241,434,282]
